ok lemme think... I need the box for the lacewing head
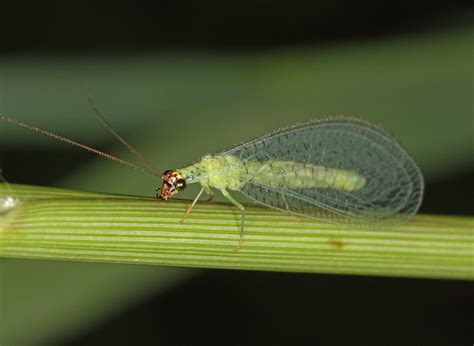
[158,170,187,200]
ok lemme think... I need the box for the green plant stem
[0,183,472,280]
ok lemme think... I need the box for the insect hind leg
[281,194,302,222]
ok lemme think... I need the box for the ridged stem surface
[1,183,472,280]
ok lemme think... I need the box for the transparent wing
[225,117,424,227]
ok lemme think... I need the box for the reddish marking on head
[158,170,186,200]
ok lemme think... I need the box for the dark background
[0,1,472,54]
[1,1,473,345]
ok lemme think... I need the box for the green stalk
[1,183,472,280]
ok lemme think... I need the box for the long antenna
[0,114,159,177]
[87,91,162,177]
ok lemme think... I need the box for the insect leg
[220,189,245,249]
[280,194,301,221]
[202,185,214,202]
[204,190,214,202]
[179,187,205,224]
[281,194,290,210]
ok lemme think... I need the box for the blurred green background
[0,1,473,345]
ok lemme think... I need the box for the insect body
[1,113,424,244]
[160,118,424,239]
[162,154,365,198]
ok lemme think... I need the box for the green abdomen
[246,160,366,192]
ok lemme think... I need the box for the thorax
[178,154,246,191]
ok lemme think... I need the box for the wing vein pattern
[225,117,424,227]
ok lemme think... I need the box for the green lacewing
[0,113,424,243]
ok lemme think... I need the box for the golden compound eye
[175,179,187,191]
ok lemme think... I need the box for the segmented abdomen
[245,160,366,192]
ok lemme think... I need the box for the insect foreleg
[179,187,205,224]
